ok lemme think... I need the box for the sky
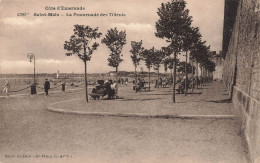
[0,0,224,74]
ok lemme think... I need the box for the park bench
[140,86,150,91]
[175,87,184,94]
[133,85,150,92]
[90,92,117,100]
[90,87,116,100]
[89,92,106,100]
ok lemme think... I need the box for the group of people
[2,76,213,98]
[133,77,146,91]
[91,79,117,99]
[155,77,171,88]
[117,77,128,86]
[175,75,213,94]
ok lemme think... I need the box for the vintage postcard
[0,0,257,162]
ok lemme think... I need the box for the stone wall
[223,0,260,162]
[222,0,240,58]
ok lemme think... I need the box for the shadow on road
[175,101,201,103]
[186,92,202,95]
[207,98,232,103]
[197,87,208,90]
[139,93,172,96]
[119,97,164,101]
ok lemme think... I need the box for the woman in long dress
[3,79,10,97]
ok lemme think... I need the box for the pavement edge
[47,98,236,120]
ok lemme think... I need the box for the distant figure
[140,77,145,87]
[155,79,158,88]
[199,76,203,86]
[110,81,117,97]
[57,70,59,79]
[111,80,117,91]
[104,80,114,99]
[125,77,128,86]
[3,79,10,97]
[158,77,162,87]
[44,78,50,96]
[121,78,124,86]
[176,78,184,94]
[104,80,111,93]
[162,77,166,87]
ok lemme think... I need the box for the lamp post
[27,53,36,94]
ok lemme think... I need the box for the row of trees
[154,0,215,102]
[64,26,127,102]
[130,0,215,102]
[64,0,215,103]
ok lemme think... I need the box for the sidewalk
[48,81,236,118]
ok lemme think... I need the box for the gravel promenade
[0,81,250,163]
[48,81,236,118]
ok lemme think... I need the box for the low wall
[232,86,260,162]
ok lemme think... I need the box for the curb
[47,98,236,120]
[0,88,85,98]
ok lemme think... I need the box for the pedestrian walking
[44,78,50,96]
[125,77,128,86]
[3,79,10,97]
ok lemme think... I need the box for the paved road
[0,83,249,163]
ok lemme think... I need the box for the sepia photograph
[0,0,259,162]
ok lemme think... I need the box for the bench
[89,93,105,100]
[89,91,116,100]
[134,86,150,91]
[140,86,150,91]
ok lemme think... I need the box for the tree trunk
[170,68,173,81]
[196,61,199,89]
[191,60,194,92]
[185,51,188,96]
[206,68,207,83]
[201,65,203,86]
[84,61,88,102]
[172,52,177,103]
[116,66,118,97]
[135,65,137,93]
[157,68,159,89]
[83,39,88,102]
[148,67,151,91]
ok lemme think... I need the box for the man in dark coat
[44,78,50,96]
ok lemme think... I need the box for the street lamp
[27,53,36,94]
[27,53,35,84]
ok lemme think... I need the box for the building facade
[212,51,224,80]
